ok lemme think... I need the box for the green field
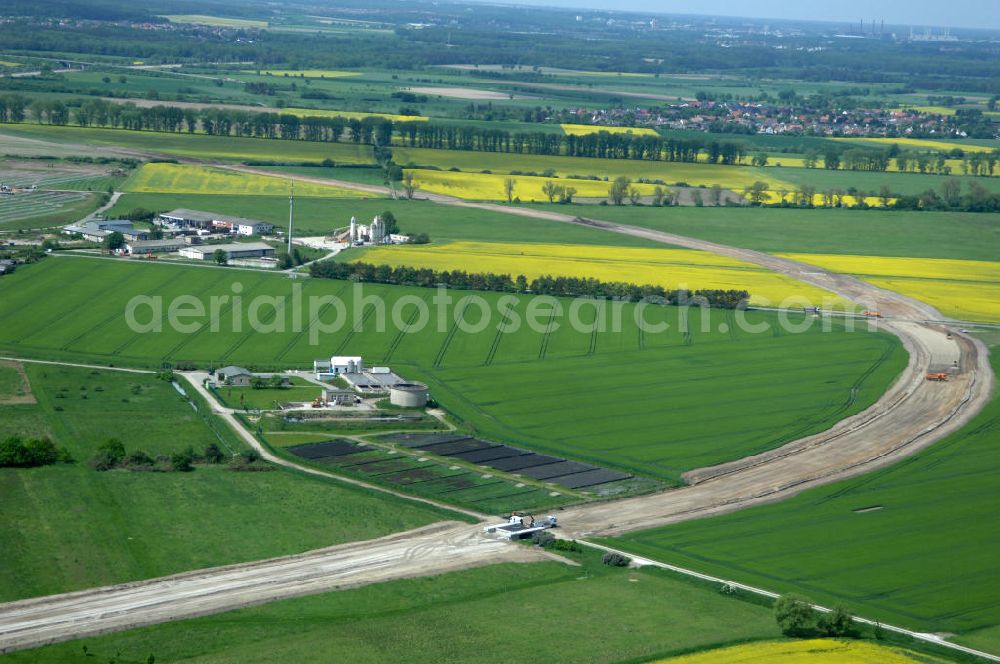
[106,192,662,246]
[0,363,449,601]
[572,205,1000,262]
[213,377,320,410]
[0,124,374,164]
[0,551,783,664]
[0,258,905,483]
[607,351,1000,650]
[0,362,26,399]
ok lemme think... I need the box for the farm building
[314,356,363,379]
[122,228,151,242]
[178,242,275,261]
[216,366,252,386]
[323,387,357,405]
[126,239,186,254]
[63,220,136,242]
[156,209,274,236]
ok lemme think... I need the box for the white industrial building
[156,209,274,236]
[348,215,387,245]
[179,242,276,261]
[314,356,364,379]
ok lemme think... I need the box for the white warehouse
[179,242,276,261]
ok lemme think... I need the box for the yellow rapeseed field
[561,124,660,137]
[904,105,958,116]
[356,241,848,307]
[404,169,665,201]
[392,147,790,192]
[834,137,996,154]
[254,70,359,78]
[758,191,892,207]
[282,108,428,122]
[656,639,947,663]
[780,253,1000,323]
[758,155,982,176]
[125,163,364,198]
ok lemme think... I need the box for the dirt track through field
[0,155,992,655]
[0,522,551,654]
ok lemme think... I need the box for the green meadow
[0,551,783,664]
[0,124,374,164]
[0,363,450,601]
[607,352,1000,651]
[574,205,1000,261]
[0,257,905,483]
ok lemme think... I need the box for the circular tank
[390,382,429,408]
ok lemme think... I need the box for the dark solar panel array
[372,433,633,490]
[453,447,531,464]
[487,454,563,472]
[288,440,361,459]
[551,468,632,489]
[518,461,594,480]
[387,433,471,448]
[415,438,494,456]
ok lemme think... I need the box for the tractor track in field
[0,158,993,657]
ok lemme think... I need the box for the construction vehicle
[311,396,324,408]
[862,310,882,318]
[483,511,557,540]
[926,373,949,382]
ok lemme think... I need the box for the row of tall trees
[309,260,750,309]
[804,147,1000,177]
[3,94,996,177]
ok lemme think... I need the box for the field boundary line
[0,357,155,374]
[577,539,1000,663]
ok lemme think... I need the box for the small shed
[323,387,357,405]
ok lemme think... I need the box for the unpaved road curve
[0,522,550,654]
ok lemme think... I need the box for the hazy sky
[497,0,1000,31]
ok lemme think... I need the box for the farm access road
[0,162,992,654]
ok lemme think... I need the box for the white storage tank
[389,383,429,408]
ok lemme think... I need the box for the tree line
[309,260,750,309]
[3,94,996,178]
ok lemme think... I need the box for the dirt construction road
[0,161,992,654]
[0,522,551,654]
